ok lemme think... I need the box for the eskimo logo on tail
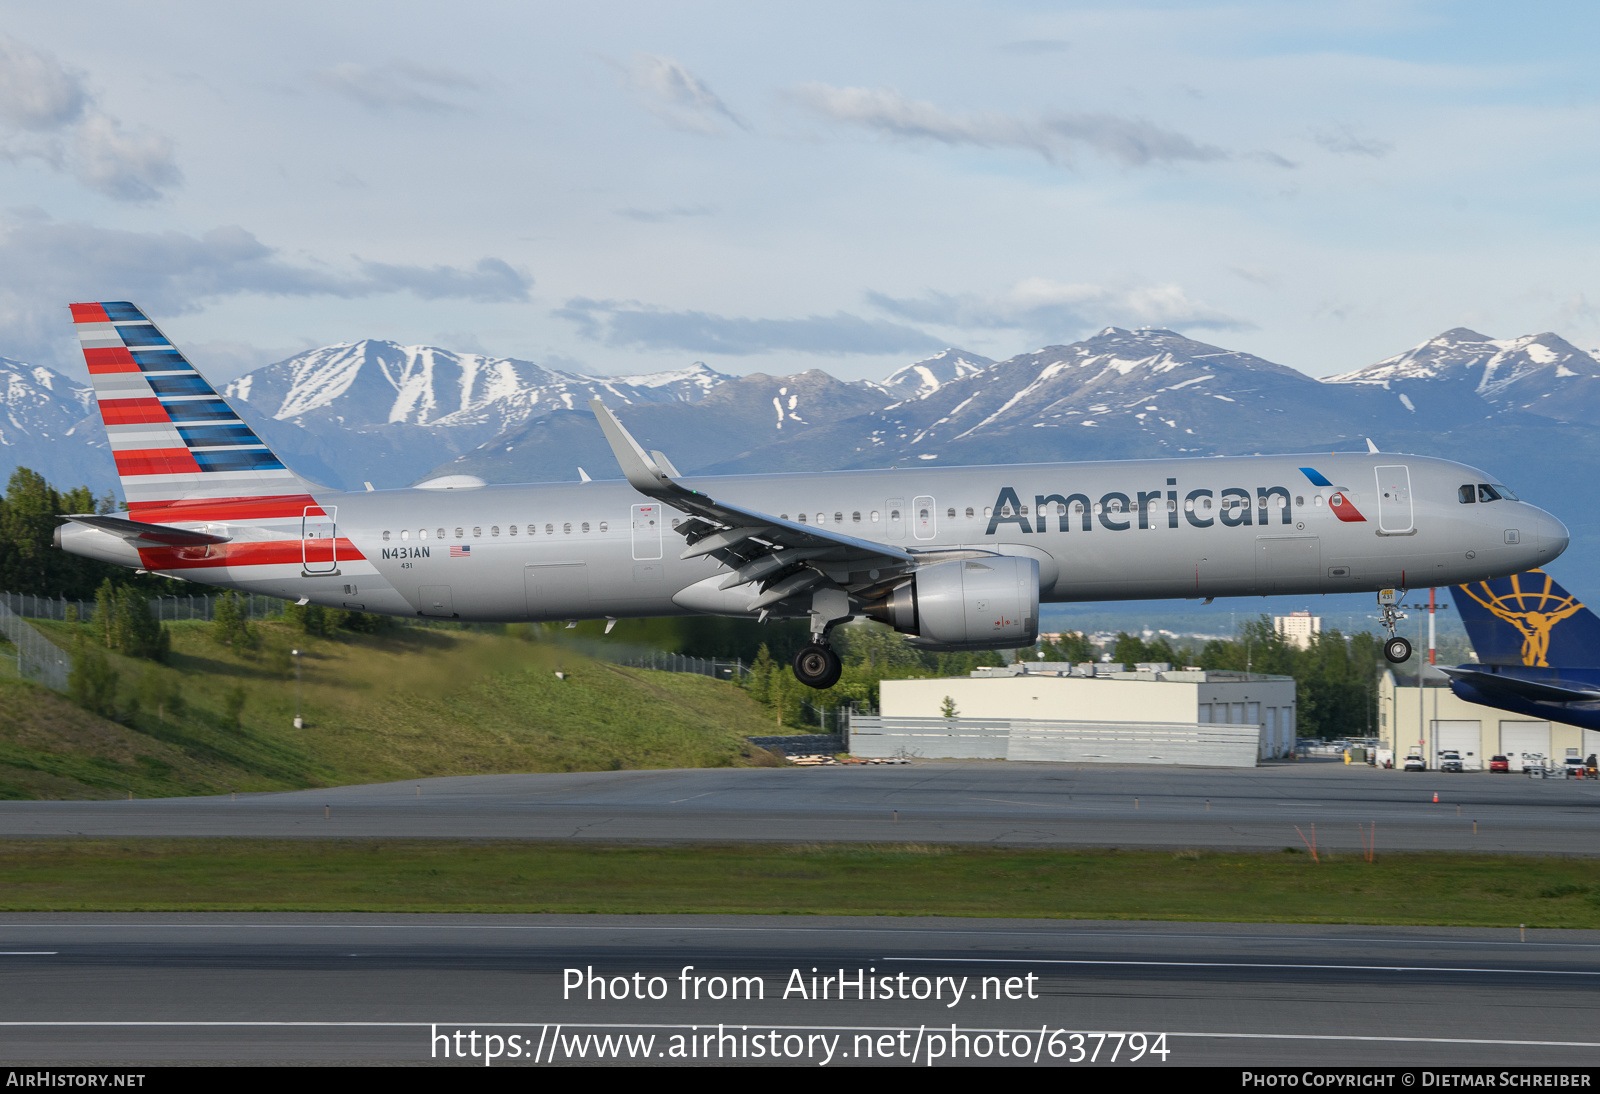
[70,301,296,507]
[1452,570,1600,668]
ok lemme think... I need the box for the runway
[1,759,1596,852]
[2,914,1598,1065]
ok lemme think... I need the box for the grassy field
[0,621,784,801]
[2,840,1598,926]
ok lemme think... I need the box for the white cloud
[313,60,481,113]
[1312,123,1394,158]
[868,279,1252,341]
[791,84,1234,168]
[619,53,746,134]
[556,297,943,356]
[0,213,532,368]
[0,35,179,202]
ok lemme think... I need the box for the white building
[1274,611,1321,649]
[1378,668,1600,771]
[849,663,1296,767]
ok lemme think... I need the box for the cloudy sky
[2,1,1598,385]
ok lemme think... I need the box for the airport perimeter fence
[614,650,748,680]
[0,597,71,691]
[0,591,295,624]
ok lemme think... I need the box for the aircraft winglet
[589,400,679,496]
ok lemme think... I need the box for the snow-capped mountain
[1325,328,1600,423]
[877,348,994,402]
[223,340,734,437]
[0,358,112,495]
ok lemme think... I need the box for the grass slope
[0,622,780,800]
[2,841,1599,926]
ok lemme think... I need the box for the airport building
[1378,668,1600,771]
[848,663,1296,767]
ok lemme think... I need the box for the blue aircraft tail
[1450,570,1600,668]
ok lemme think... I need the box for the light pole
[292,648,303,729]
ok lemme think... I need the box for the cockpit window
[1492,483,1518,501]
[1477,484,1501,502]
[1459,485,1476,504]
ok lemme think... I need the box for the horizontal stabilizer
[1439,666,1600,704]
[60,513,231,547]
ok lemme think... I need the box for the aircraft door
[887,498,905,540]
[913,495,936,540]
[302,506,337,574]
[1375,465,1414,534]
[631,503,662,560]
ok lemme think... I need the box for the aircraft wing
[1439,666,1600,704]
[591,400,922,611]
[59,513,232,547]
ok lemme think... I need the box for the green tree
[111,585,168,661]
[210,591,256,649]
[67,633,119,718]
[940,695,958,719]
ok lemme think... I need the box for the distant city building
[1275,610,1322,649]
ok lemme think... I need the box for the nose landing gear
[1378,588,1412,663]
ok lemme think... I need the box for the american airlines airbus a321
[54,301,1570,689]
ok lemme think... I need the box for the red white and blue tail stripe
[70,301,310,508]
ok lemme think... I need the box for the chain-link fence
[0,597,70,691]
[0,592,293,624]
[614,651,747,680]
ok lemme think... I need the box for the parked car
[1489,755,1510,773]
[1564,757,1587,778]
[1439,751,1464,773]
[1403,755,1427,771]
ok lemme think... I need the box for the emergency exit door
[302,506,337,573]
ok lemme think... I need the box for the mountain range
[2,325,1594,582]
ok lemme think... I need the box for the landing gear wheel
[1384,636,1413,664]
[793,644,842,689]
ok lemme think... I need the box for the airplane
[1440,570,1600,731]
[54,300,1570,689]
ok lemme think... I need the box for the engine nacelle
[863,556,1039,651]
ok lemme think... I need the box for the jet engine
[862,556,1039,651]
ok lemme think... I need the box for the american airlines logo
[985,482,1301,537]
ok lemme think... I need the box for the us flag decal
[450,545,471,557]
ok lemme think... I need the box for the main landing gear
[1378,589,1412,664]
[793,644,842,689]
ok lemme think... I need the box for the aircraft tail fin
[1450,569,1600,668]
[70,301,317,510]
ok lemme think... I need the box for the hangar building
[1379,668,1600,771]
[848,663,1296,767]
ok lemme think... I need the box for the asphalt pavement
[0,759,1595,852]
[1,914,1596,1066]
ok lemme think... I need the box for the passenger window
[1020,505,1029,515]
[920,508,929,521]
[1459,485,1476,504]
[437,528,445,540]
[455,527,464,538]
[527,524,535,535]
[545,523,554,535]
[490,526,499,536]
[599,521,608,532]
[509,524,518,535]
[563,523,571,534]
[1478,484,1501,502]
[779,514,788,521]
[891,509,901,521]
[797,513,807,523]
[1073,502,1084,513]
[582,522,590,533]
[401,530,410,541]
[946,508,955,519]
[816,513,826,524]
[834,512,843,523]
[1183,499,1193,512]
[473,526,482,537]
[1295,495,1304,506]
[853,511,862,523]
[1313,496,1322,507]
[965,507,974,518]
[382,531,391,541]
[872,511,880,521]
[983,507,992,517]
[1203,498,1213,510]
[419,529,428,539]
